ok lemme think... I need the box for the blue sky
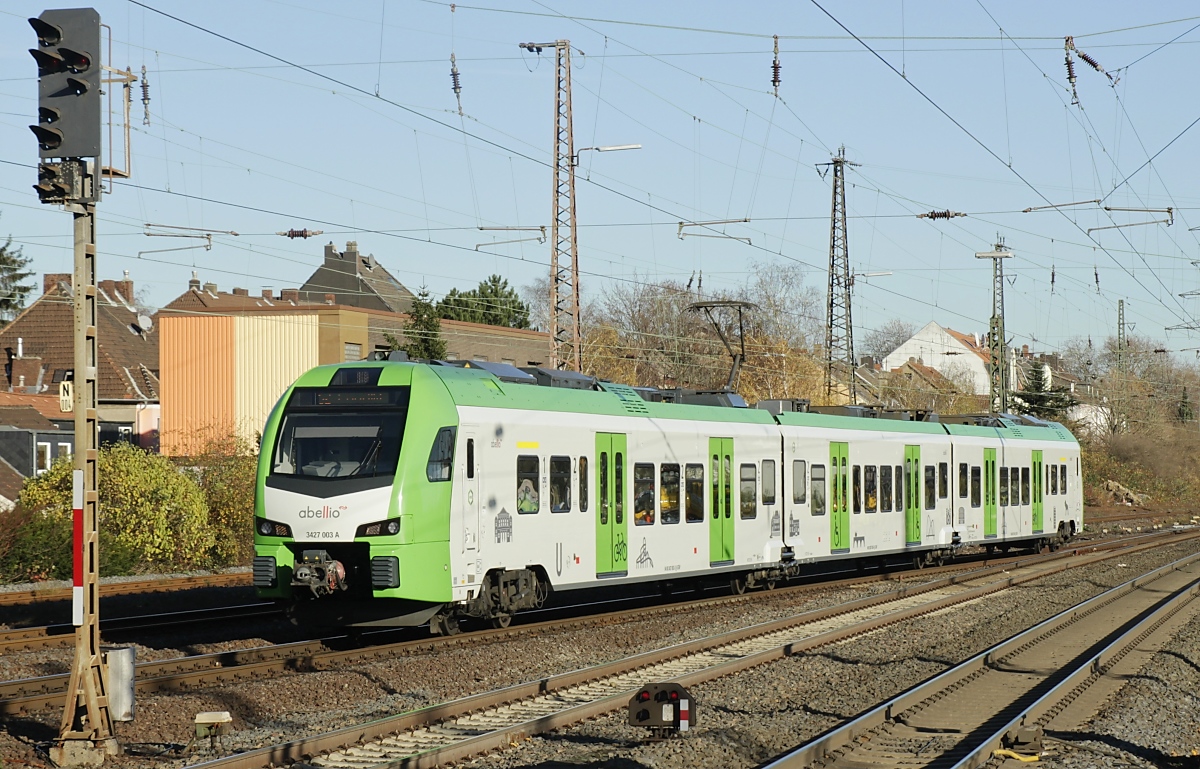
[2,1,1200,358]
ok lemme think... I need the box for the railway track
[158,531,1196,769]
[0,535,1158,716]
[762,549,1200,768]
[0,571,250,607]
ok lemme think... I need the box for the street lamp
[572,143,641,166]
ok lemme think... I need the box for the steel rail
[0,571,250,607]
[174,533,1198,769]
[759,550,1200,768]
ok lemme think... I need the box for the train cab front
[252,363,456,628]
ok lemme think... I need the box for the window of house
[58,442,72,460]
[343,342,363,362]
[579,456,589,512]
[880,465,893,512]
[740,464,757,519]
[811,464,827,516]
[634,463,655,525]
[1021,467,1030,505]
[517,455,539,513]
[660,464,681,524]
[924,465,937,510]
[761,459,776,505]
[958,462,968,498]
[852,465,862,514]
[685,464,704,522]
[550,456,571,513]
[864,465,877,513]
[792,459,807,504]
[999,467,1010,506]
[938,462,949,499]
[971,466,981,508]
[35,442,51,475]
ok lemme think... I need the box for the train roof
[291,361,1078,443]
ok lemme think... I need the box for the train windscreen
[271,387,409,480]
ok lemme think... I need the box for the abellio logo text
[298,505,344,519]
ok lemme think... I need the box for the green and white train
[253,360,1082,632]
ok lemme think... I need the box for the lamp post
[572,143,642,166]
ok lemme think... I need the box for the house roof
[943,327,991,362]
[0,392,69,421]
[0,405,59,431]
[0,277,159,401]
[891,358,957,391]
[0,453,25,506]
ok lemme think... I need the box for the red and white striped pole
[72,468,84,626]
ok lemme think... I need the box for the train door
[595,433,629,577]
[984,448,998,539]
[830,442,850,554]
[461,427,479,553]
[1032,450,1044,534]
[708,437,735,565]
[904,445,921,546]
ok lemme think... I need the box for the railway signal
[628,683,695,737]
[29,8,102,161]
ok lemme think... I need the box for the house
[156,246,550,455]
[0,403,73,510]
[880,322,992,396]
[0,273,160,448]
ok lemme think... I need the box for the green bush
[5,443,215,581]
[185,434,258,567]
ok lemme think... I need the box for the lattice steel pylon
[521,40,581,371]
[820,146,859,402]
[975,238,1013,414]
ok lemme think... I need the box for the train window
[580,456,589,512]
[1050,464,1058,495]
[924,466,936,510]
[634,463,655,525]
[685,464,704,523]
[895,465,904,512]
[792,460,807,504]
[724,455,734,519]
[839,457,848,518]
[1021,467,1030,505]
[426,427,456,482]
[550,456,571,513]
[466,439,474,479]
[958,463,968,498]
[880,465,893,512]
[599,453,609,523]
[811,464,827,516]
[762,460,776,505]
[1060,464,1067,494]
[938,463,949,499]
[615,452,624,524]
[999,467,1010,506]
[1009,468,1019,506]
[711,455,720,521]
[661,464,681,524]
[971,466,981,508]
[517,455,540,514]
[864,465,877,513]
[740,464,757,519]
[852,465,862,514]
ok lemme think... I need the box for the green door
[708,437,735,565]
[595,433,628,576]
[904,445,921,546]
[1032,450,1044,534]
[830,442,850,553]
[984,448,998,539]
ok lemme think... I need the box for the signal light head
[28,17,62,46]
[29,48,66,74]
[29,124,63,151]
[59,48,91,73]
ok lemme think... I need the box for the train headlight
[258,519,273,536]
[356,518,402,537]
[255,518,292,538]
[386,519,400,535]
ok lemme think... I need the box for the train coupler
[292,550,348,598]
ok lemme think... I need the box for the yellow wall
[160,315,234,455]
[233,315,320,443]
[317,308,369,364]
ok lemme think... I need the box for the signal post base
[50,738,119,767]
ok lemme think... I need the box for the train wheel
[490,614,512,629]
[765,577,778,591]
[731,575,749,594]
[434,612,461,636]
[934,552,945,568]
[913,555,926,570]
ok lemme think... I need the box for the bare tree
[860,318,916,363]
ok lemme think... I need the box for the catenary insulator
[450,53,462,96]
[140,64,151,126]
[1078,50,1101,71]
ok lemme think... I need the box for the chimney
[188,271,201,290]
[118,270,133,304]
[98,279,117,301]
[10,356,42,393]
[281,289,299,303]
[44,273,72,294]
[232,287,249,297]
[203,282,218,294]
[261,289,273,300]
[1021,344,1029,357]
